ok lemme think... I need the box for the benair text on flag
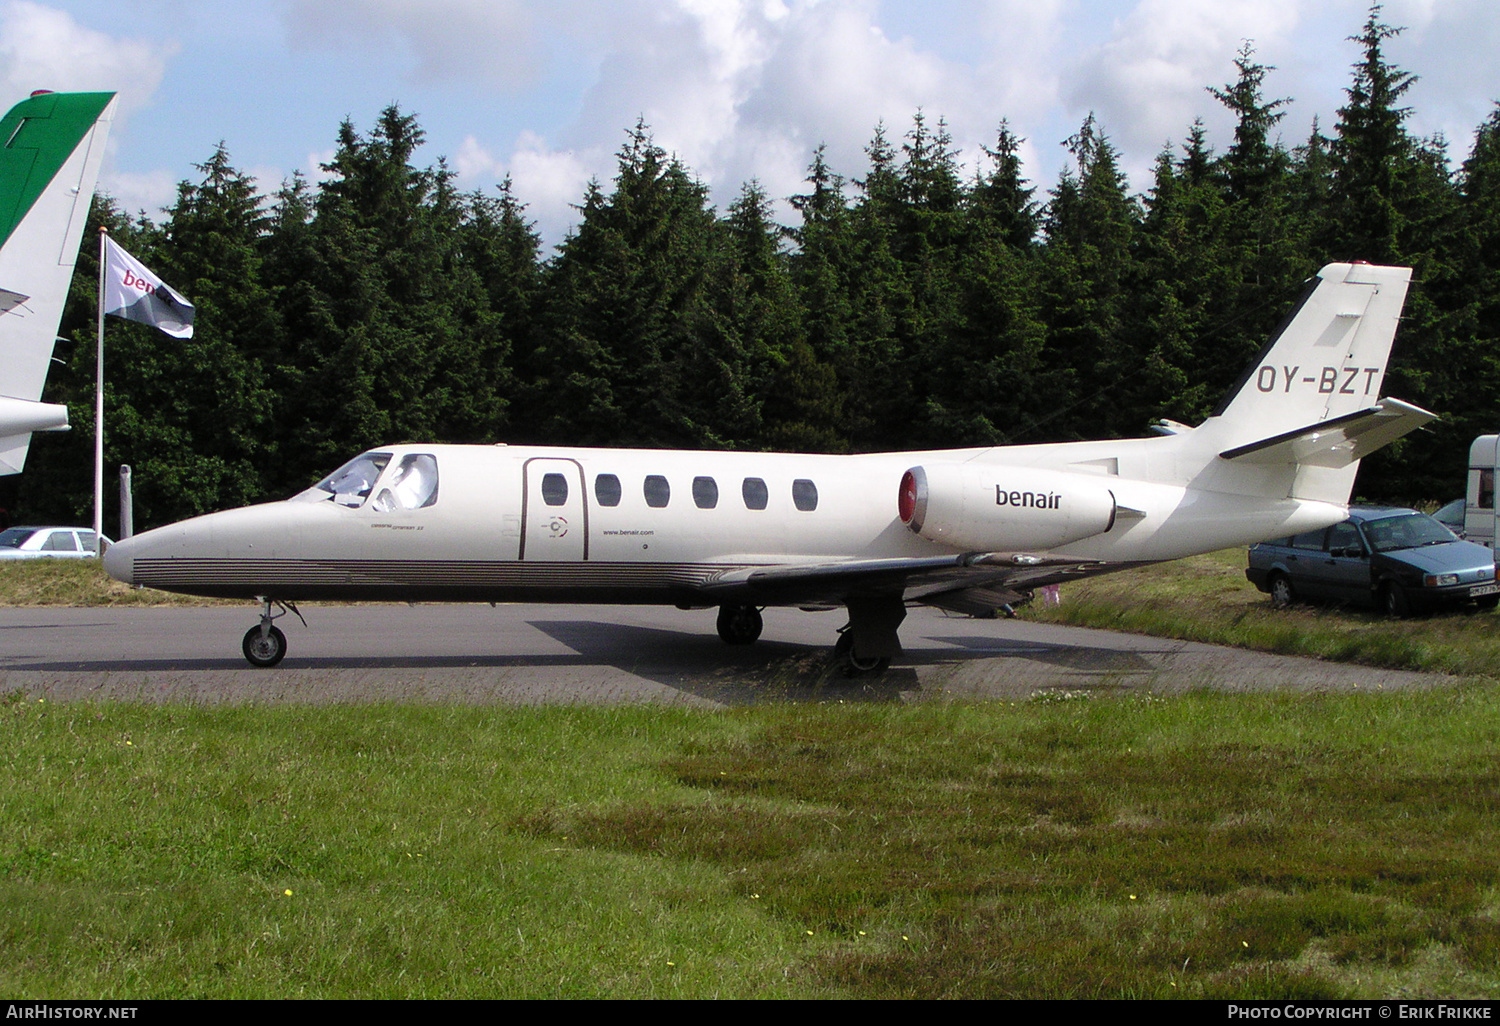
[101,237,194,338]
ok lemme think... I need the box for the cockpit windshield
[371,454,439,512]
[300,452,392,507]
[295,451,440,511]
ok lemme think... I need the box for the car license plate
[1470,583,1500,597]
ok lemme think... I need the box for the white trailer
[1465,435,1500,548]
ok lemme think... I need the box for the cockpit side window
[309,453,392,507]
[371,454,440,512]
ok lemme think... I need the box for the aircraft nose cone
[102,535,136,584]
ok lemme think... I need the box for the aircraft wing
[698,551,1107,608]
[1218,397,1436,468]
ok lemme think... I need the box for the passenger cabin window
[540,472,568,506]
[1290,529,1326,549]
[742,477,768,510]
[693,476,718,509]
[644,475,670,508]
[312,452,392,507]
[1481,469,1495,511]
[371,454,440,512]
[595,473,622,507]
[792,479,818,512]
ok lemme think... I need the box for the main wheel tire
[833,630,889,676]
[1381,581,1412,619]
[1268,573,1296,610]
[716,603,763,645]
[242,624,287,667]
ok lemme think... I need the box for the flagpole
[94,227,105,555]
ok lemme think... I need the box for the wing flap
[699,551,1106,606]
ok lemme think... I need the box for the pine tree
[1326,4,1419,264]
[1038,114,1146,439]
[786,145,857,448]
[533,121,723,447]
[273,106,503,485]
[106,144,281,522]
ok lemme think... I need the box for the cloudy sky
[9,0,1500,246]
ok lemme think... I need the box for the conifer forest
[8,9,1500,530]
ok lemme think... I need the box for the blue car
[1246,507,1500,616]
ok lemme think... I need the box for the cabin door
[519,458,589,561]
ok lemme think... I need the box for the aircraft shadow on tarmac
[5,618,1163,706]
[927,635,1158,674]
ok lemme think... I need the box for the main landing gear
[716,603,764,645]
[715,597,907,676]
[834,595,906,676]
[242,598,304,667]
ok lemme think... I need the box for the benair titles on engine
[995,486,1062,509]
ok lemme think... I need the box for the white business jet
[104,261,1430,671]
[0,90,116,475]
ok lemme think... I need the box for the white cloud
[0,1,172,107]
[453,134,504,182]
[737,0,959,166]
[1067,0,1308,180]
[257,0,1500,245]
[0,2,178,215]
[547,0,981,215]
[306,146,338,185]
[503,131,596,245]
[285,0,539,88]
[102,168,176,219]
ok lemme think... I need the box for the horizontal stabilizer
[0,395,69,435]
[1219,397,1436,468]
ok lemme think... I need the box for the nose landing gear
[241,598,304,667]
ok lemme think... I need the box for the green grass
[0,558,229,606]
[1030,548,1500,677]
[5,693,1500,999]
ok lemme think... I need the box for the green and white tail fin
[0,90,116,475]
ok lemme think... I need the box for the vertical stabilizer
[1204,262,1412,449]
[0,90,116,475]
[1191,262,1418,506]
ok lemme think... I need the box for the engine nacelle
[898,463,1120,551]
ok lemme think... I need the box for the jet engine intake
[898,464,1120,551]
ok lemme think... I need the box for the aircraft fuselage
[104,439,1344,606]
[99,261,1424,670]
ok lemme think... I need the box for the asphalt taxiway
[0,602,1443,706]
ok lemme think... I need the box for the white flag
[101,237,194,338]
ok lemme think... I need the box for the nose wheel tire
[242,625,287,667]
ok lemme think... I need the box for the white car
[0,526,103,559]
